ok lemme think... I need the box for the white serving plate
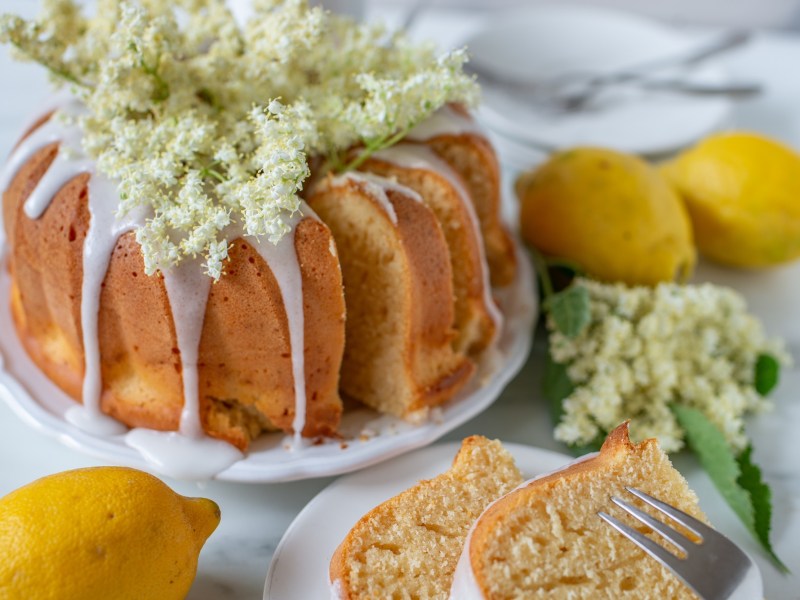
[466,4,733,155]
[0,243,537,483]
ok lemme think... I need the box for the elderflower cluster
[549,279,791,453]
[0,0,479,278]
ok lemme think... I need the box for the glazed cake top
[0,0,479,278]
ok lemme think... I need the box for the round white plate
[263,441,573,599]
[265,440,800,599]
[0,243,537,483]
[466,4,733,155]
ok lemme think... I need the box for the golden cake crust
[467,423,705,599]
[4,143,345,451]
[425,132,517,287]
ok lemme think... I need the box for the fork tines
[598,486,759,600]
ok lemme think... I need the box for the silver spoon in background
[466,29,762,112]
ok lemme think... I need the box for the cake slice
[307,172,474,420]
[330,436,523,600]
[452,423,707,599]
[407,105,517,287]
[361,143,499,356]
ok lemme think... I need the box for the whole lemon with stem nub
[662,132,800,268]
[0,466,220,600]
[517,147,696,286]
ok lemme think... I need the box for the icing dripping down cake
[1,102,517,470]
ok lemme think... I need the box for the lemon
[517,147,696,285]
[662,132,800,267]
[0,466,220,600]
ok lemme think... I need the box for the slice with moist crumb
[329,436,523,600]
[454,422,707,599]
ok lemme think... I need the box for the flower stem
[528,246,555,300]
[339,124,414,173]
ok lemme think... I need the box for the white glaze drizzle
[126,253,244,479]
[248,208,309,448]
[329,578,344,600]
[371,143,503,336]
[164,256,214,438]
[1,101,253,477]
[448,453,599,599]
[0,100,132,436]
[332,171,424,224]
[68,174,147,436]
[0,100,78,256]
[406,104,485,142]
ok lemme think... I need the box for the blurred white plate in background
[466,4,734,155]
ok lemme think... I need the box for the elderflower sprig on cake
[0,0,479,278]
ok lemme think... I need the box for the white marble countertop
[1,4,799,599]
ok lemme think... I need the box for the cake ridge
[370,142,502,342]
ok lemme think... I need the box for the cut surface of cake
[451,423,706,599]
[307,172,474,419]
[361,143,500,356]
[330,435,523,600]
[407,105,517,288]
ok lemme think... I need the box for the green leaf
[737,446,788,572]
[755,353,780,396]
[671,404,788,572]
[546,284,591,338]
[541,353,603,455]
[542,352,573,426]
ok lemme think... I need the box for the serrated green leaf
[755,353,780,396]
[672,404,754,528]
[542,352,573,426]
[737,446,789,573]
[671,404,787,572]
[547,284,590,338]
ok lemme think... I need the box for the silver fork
[467,31,760,113]
[598,487,763,600]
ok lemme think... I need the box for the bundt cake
[1,99,515,458]
[0,1,521,474]
[329,436,523,599]
[451,423,707,599]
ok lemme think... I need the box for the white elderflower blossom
[550,279,791,453]
[0,0,479,278]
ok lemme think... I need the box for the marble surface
[0,3,799,599]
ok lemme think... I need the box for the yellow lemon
[0,466,220,600]
[517,147,695,285]
[662,132,800,267]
